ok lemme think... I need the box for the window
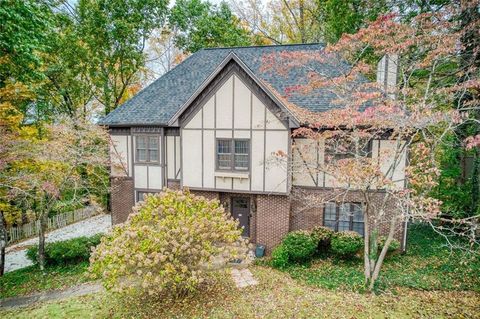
[137,191,157,202]
[216,139,249,171]
[136,136,159,163]
[217,139,232,169]
[323,202,364,236]
[325,138,372,162]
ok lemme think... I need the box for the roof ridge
[201,42,325,51]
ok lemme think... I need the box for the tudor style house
[100,44,406,252]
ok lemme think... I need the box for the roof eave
[99,123,169,128]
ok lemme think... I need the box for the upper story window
[136,135,159,163]
[216,139,250,171]
[324,202,364,236]
[326,139,372,162]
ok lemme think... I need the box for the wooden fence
[7,206,101,244]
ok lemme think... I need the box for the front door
[231,197,250,237]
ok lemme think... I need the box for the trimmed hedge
[330,231,364,258]
[282,230,318,262]
[271,244,290,269]
[27,234,103,266]
[378,236,400,253]
[311,226,334,252]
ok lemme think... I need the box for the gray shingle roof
[100,43,349,126]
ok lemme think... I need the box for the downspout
[161,127,166,188]
[402,213,409,253]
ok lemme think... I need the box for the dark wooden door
[231,197,250,237]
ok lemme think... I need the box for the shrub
[281,230,317,263]
[89,189,248,296]
[378,236,401,253]
[311,226,334,252]
[26,234,102,266]
[271,244,290,269]
[330,231,364,258]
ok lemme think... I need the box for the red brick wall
[290,188,405,243]
[190,189,220,201]
[256,194,290,253]
[111,177,134,225]
[166,180,181,190]
[110,182,405,251]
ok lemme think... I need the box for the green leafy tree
[319,0,387,43]
[38,10,95,120]
[0,0,53,85]
[170,0,252,53]
[77,0,169,114]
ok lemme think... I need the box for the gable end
[177,58,294,129]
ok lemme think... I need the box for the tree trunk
[0,212,6,276]
[38,213,48,271]
[368,218,397,291]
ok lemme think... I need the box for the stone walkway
[5,214,112,273]
[231,268,258,288]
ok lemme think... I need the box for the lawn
[1,223,479,318]
[0,262,90,299]
[2,266,479,319]
[283,223,480,292]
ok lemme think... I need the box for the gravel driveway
[5,214,112,273]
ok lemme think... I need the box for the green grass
[2,224,479,318]
[283,223,480,292]
[2,266,479,319]
[0,262,90,299]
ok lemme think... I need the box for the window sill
[214,171,249,179]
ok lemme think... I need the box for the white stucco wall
[371,139,407,189]
[166,135,181,180]
[110,135,131,177]
[292,138,407,189]
[181,73,289,194]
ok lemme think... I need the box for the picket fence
[7,206,100,244]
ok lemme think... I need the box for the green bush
[378,236,400,253]
[89,189,248,296]
[281,230,317,263]
[330,231,364,258]
[311,226,334,252]
[27,234,102,266]
[271,244,290,269]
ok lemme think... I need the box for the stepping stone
[231,268,258,288]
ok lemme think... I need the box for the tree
[2,118,109,270]
[146,29,186,78]
[319,0,387,43]
[77,0,169,114]
[263,4,479,290]
[0,82,33,276]
[37,9,95,120]
[230,0,386,44]
[0,0,53,85]
[230,0,323,44]
[169,0,252,53]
